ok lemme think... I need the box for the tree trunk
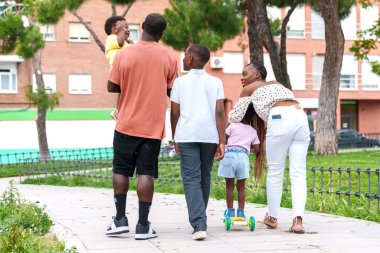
[262,1,292,89]
[247,0,264,65]
[247,0,292,89]
[121,3,133,18]
[32,53,51,160]
[277,2,298,90]
[112,4,117,16]
[72,11,105,53]
[315,0,345,156]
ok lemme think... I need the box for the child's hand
[115,21,126,33]
[215,143,225,160]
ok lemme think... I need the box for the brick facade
[1,0,380,132]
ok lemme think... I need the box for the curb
[50,221,88,253]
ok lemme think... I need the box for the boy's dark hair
[242,103,256,123]
[104,16,126,35]
[142,13,167,36]
[188,44,210,66]
[246,62,267,81]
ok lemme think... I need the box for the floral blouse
[228,83,297,124]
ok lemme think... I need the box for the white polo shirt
[171,69,224,144]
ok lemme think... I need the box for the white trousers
[265,105,310,218]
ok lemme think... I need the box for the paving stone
[1,178,379,253]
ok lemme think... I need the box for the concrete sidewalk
[1,178,379,253]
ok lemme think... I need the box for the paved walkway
[1,178,380,253]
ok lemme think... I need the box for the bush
[0,182,53,235]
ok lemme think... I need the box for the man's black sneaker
[192,223,207,240]
[135,222,157,240]
[105,216,129,236]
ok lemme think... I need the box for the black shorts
[112,130,161,178]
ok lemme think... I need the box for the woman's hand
[240,81,266,97]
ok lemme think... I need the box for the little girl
[218,103,260,220]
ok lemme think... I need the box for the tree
[0,0,67,160]
[66,0,136,53]
[0,0,136,159]
[246,0,297,90]
[350,1,380,75]
[161,0,311,90]
[246,0,355,91]
[247,0,354,155]
[313,0,345,156]
[162,0,244,51]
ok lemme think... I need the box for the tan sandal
[289,216,305,234]
[263,213,278,229]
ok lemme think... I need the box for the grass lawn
[0,108,114,120]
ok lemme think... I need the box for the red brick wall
[1,0,380,132]
[358,100,380,133]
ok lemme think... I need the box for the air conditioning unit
[210,56,224,69]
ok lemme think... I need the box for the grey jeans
[178,142,217,229]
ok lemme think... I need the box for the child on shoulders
[104,15,133,120]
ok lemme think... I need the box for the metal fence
[0,147,379,213]
[362,132,380,142]
[309,131,380,150]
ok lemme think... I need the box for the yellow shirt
[105,34,128,67]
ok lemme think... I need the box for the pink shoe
[289,216,305,234]
[263,213,278,229]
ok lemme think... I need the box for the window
[267,6,281,21]
[360,6,379,32]
[312,7,357,40]
[39,24,55,41]
[129,24,139,42]
[263,53,275,81]
[286,6,305,38]
[69,74,92,94]
[0,62,17,93]
[263,54,305,89]
[267,6,281,37]
[287,54,306,89]
[340,55,357,89]
[32,74,56,93]
[362,55,380,90]
[341,7,357,40]
[223,52,244,74]
[69,23,90,42]
[340,74,356,89]
[311,10,325,39]
[312,55,358,89]
[312,55,324,89]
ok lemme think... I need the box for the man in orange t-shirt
[106,13,177,240]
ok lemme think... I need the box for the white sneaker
[105,216,129,236]
[192,230,207,240]
[135,222,158,240]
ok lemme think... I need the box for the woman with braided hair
[228,62,310,234]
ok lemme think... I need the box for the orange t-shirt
[108,41,177,140]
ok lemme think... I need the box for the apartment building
[0,0,379,132]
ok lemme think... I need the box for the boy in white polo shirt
[170,44,226,241]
